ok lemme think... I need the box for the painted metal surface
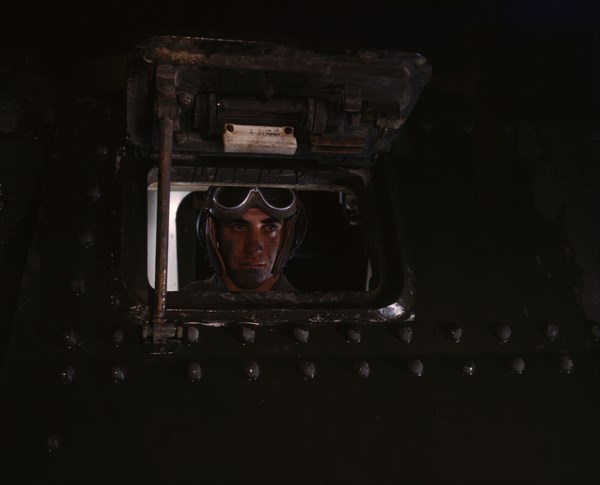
[0,34,598,485]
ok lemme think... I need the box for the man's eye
[230,223,246,232]
[265,223,280,232]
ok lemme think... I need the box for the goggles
[208,186,298,221]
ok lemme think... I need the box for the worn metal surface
[127,36,431,164]
[0,33,598,485]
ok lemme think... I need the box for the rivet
[354,360,370,378]
[421,120,434,132]
[558,355,574,374]
[243,361,260,380]
[111,365,126,382]
[177,92,194,107]
[112,329,125,345]
[510,356,525,374]
[85,185,102,202]
[69,277,86,296]
[300,361,316,379]
[462,361,476,376]
[284,126,293,135]
[78,229,95,248]
[47,436,60,452]
[176,132,189,145]
[397,325,413,343]
[345,325,362,343]
[293,326,309,343]
[187,362,203,381]
[63,329,79,349]
[173,117,183,132]
[492,322,512,343]
[445,324,462,343]
[61,365,75,384]
[408,359,424,376]
[186,326,200,343]
[226,124,234,133]
[96,146,108,159]
[541,322,559,341]
[241,325,256,344]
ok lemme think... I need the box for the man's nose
[244,227,263,254]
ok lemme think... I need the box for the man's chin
[232,269,272,289]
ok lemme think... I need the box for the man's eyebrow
[261,218,283,224]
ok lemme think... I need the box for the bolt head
[446,325,462,343]
[408,359,424,376]
[187,362,203,381]
[462,361,476,376]
[241,325,256,344]
[47,436,60,452]
[510,356,525,374]
[69,277,86,296]
[95,145,108,159]
[243,361,260,380]
[112,329,125,345]
[542,323,559,341]
[85,185,102,202]
[78,229,95,248]
[293,326,309,343]
[186,326,200,343]
[111,365,126,382]
[397,325,413,343]
[346,325,362,343]
[177,92,194,107]
[558,355,574,374]
[63,329,78,349]
[354,360,370,378]
[300,361,316,379]
[61,365,75,384]
[492,322,512,343]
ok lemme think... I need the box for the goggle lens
[258,188,295,209]
[213,187,252,208]
[214,187,295,210]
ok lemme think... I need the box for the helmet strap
[222,273,280,292]
[206,216,227,278]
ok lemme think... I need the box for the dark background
[2,0,598,120]
[1,1,599,484]
[1,0,597,160]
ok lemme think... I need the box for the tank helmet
[197,186,307,278]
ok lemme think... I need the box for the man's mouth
[241,262,266,268]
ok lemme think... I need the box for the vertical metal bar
[153,117,173,323]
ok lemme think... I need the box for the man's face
[216,208,283,289]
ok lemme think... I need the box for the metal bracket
[152,64,178,341]
[142,323,183,353]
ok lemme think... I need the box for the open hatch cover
[127,36,431,165]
